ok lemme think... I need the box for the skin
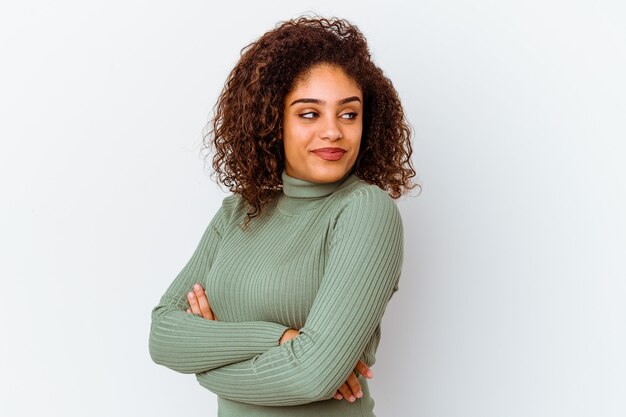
[282,63,363,183]
[185,64,371,403]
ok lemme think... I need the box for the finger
[355,359,373,379]
[346,372,363,400]
[187,291,201,316]
[193,283,215,320]
[337,383,354,402]
[186,308,192,314]
[333,391,343,400]
[193,283,214,319]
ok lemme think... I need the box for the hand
[279,330,373,402]
[333,360,373,402]
[279,328,300,345]
[188,290,371,403]
[185,283,217,320]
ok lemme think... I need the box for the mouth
[311,147,347,161]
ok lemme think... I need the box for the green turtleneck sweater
[149,170,403,416]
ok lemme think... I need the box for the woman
[149,15,416,416]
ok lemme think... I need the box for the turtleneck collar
[281,170,352,198]
[278,169,358,215]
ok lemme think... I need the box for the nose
[319,114,342,141]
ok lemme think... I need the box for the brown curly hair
[203,15,416,225]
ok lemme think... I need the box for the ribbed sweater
[149,169,404,417]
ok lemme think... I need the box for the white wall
[1,1,624,416]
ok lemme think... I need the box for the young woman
[149,15,416,417]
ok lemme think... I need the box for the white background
[1,1,625,416]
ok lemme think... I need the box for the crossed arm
[185,282,373,403]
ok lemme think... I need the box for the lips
[311,147,347,161]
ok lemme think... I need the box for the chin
[288,158,356,183]
[309,164,353,183]
[312,173,342,183]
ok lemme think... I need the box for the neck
[281,170,352,198]
[278,169,357,214]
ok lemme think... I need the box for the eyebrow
[289,96,362,107]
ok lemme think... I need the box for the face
[282,64,363,183]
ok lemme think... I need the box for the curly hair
[203,15,416,226]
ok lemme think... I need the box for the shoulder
[221,193,245,214]
[335,176,401,216]
[208,193,248,234]
[330,176,403,230]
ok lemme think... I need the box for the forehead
[288,64,362,99]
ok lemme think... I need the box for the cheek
[284,126,309,150]
[283,141,296,161]
[351,125,363,151]
[282,133,306,165]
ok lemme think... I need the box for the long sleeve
[195,187,403,406]
[148,201,289,374]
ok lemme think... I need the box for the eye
[340,112,358,120]
[299,112,318,119]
